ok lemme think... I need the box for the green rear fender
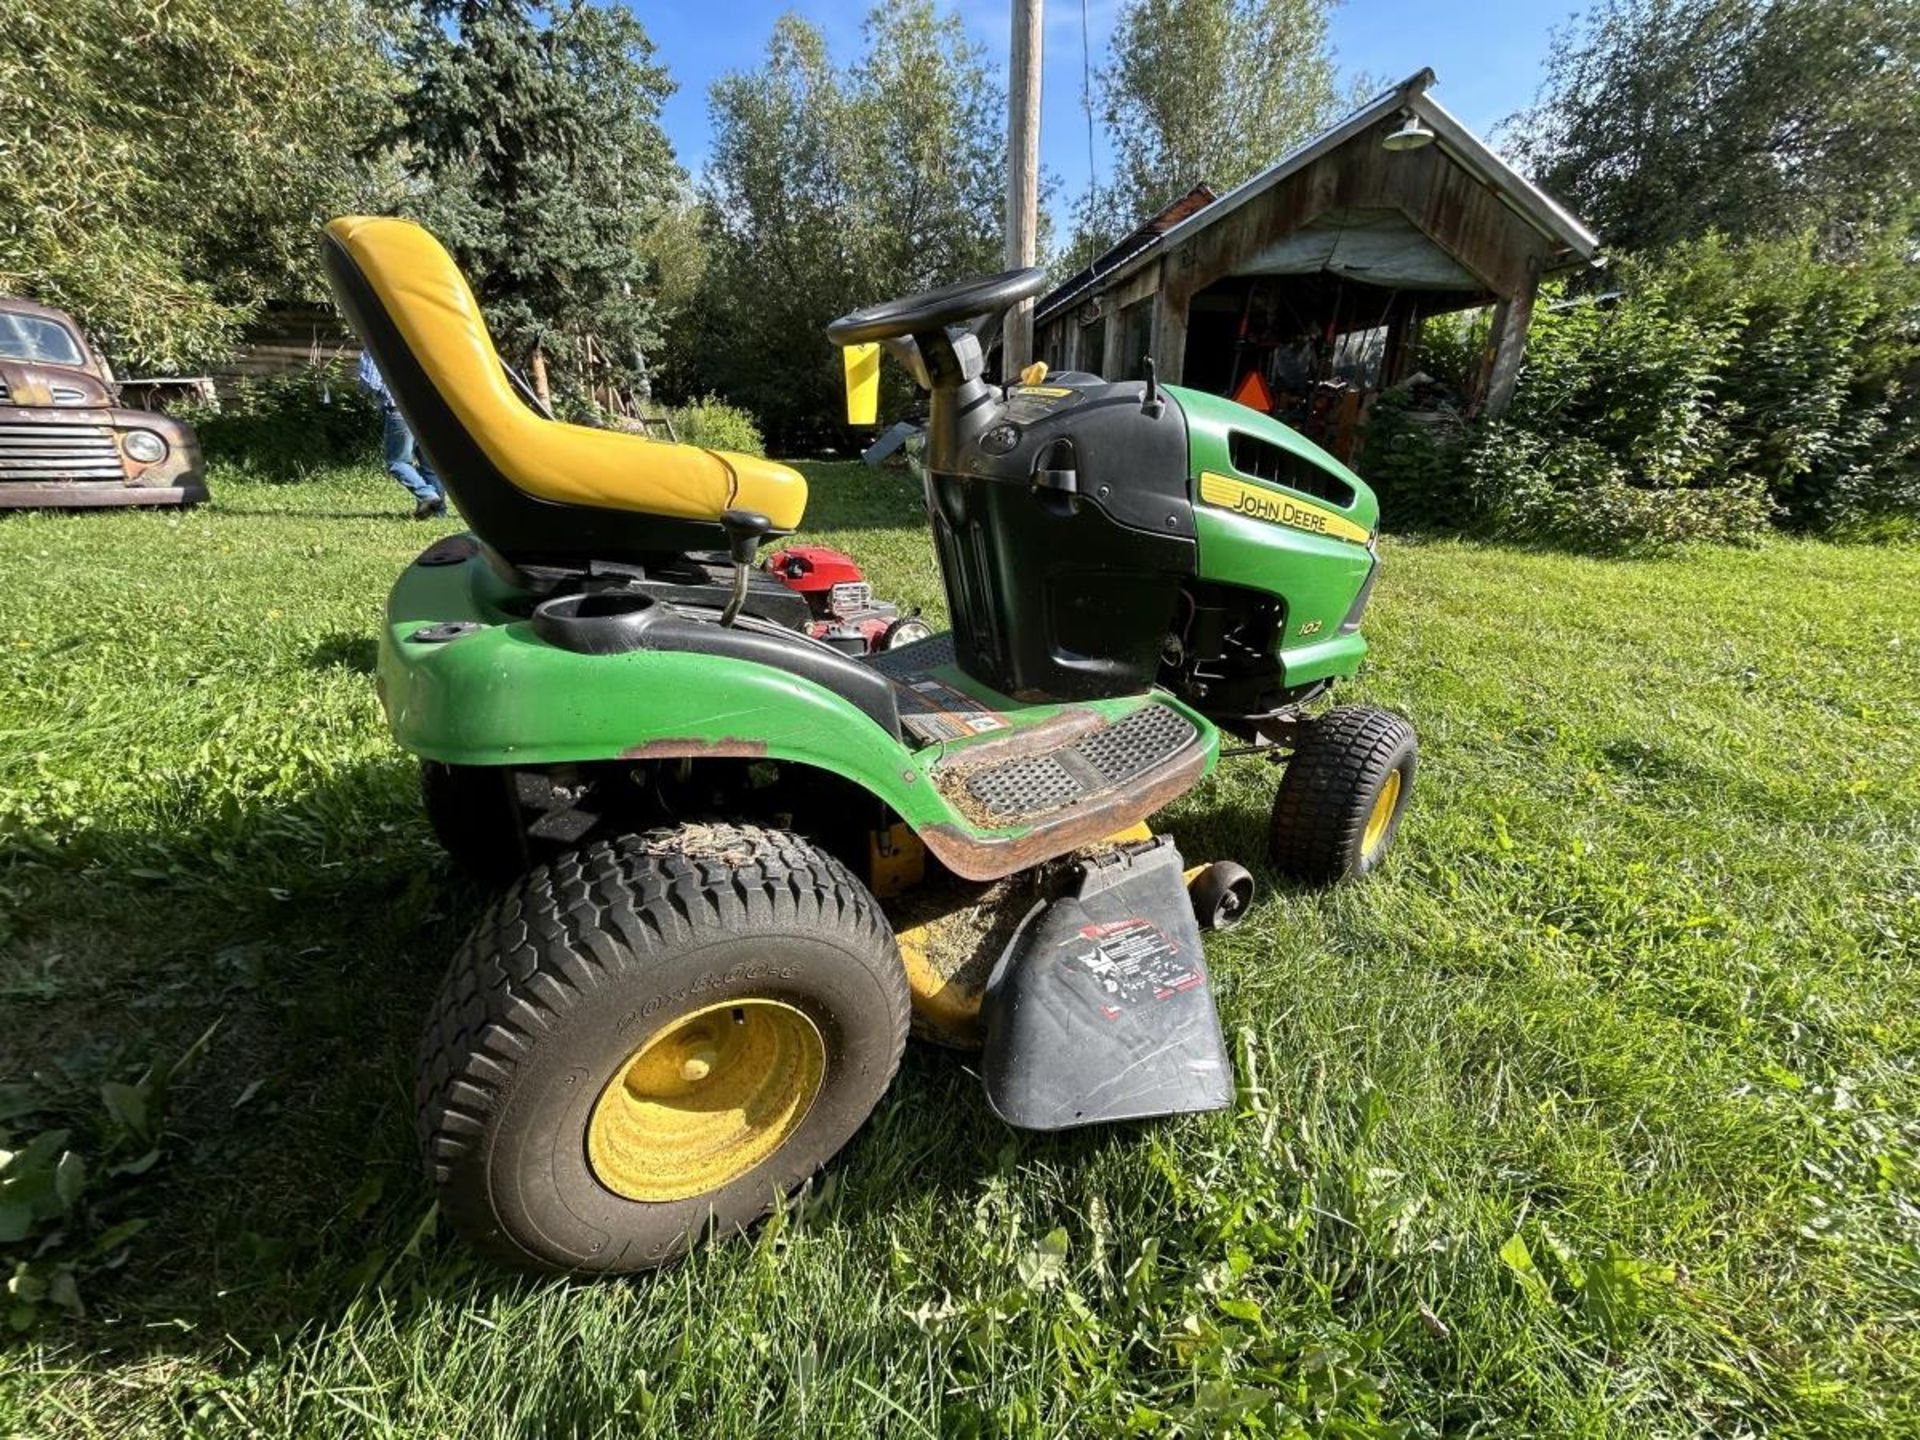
[379,554,950,828]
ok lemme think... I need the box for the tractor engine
[765,544,930,655]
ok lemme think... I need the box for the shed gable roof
[1036,70,1599,325]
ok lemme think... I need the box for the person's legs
[383,408,441,508]
[415,443,446,503]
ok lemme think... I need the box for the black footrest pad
[961,704,1197,823]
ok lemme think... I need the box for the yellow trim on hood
[1198,471,1371,545]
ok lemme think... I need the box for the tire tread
[1268,706,1417,885]
[414,824,908,1267]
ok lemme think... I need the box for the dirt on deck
[882,839,1145,1046]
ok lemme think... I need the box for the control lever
[1140,356,1165,419]
[718,508,773,627]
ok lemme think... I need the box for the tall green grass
[1,463,1916,1436]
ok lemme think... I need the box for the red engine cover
[766,545,866,594]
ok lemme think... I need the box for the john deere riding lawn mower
[323,217,1416,1274]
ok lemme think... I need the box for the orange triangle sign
[1231,370,1274,413]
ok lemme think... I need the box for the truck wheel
[1268,707,1416,885]
[420,762,527,885]
[416,824,909,1273]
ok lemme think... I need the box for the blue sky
[638,0,1572,226]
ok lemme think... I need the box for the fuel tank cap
[979,422,1020,454]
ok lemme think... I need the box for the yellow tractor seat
[321,216,806,565]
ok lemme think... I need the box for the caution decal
[1197,471,1371,545]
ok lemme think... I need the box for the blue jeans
[383,407,442,504]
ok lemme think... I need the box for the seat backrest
[321,217,805,565]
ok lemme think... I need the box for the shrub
[1360,390,1475,531]
[1513,273,1744,487]
[665,396,765,456]
[1465,423,1774,552]
[1375,224,1920,549]
[1659,229,1920,531]
[1470,268,1777,548]
[187,362,380,479]
[1413,309,1489,396]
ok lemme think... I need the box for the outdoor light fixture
[1382,112,1435,152]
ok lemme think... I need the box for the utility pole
[1004,0,1042,374]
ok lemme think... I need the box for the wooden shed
[1033,70,1599,453]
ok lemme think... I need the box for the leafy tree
[1062,0,1344,266]
[1506,0,1920,254]
[670,1,1004,449]
[0,0,396,370]
[397,0,681,404]
[639,189,712,343]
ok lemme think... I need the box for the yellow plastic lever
[843,342,880,425]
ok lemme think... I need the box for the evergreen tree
[398,0,681,403]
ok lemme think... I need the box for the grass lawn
[2,461,1917,1437]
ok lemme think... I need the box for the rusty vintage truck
[0,297,207,508]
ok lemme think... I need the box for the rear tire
[415,823,910,1273]
[1268,707,1416,885]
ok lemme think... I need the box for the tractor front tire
[415,823,910,1274]
[1268,707,1416,885]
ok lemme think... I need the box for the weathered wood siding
[1037,110,1571,414]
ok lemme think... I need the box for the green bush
[1661,229,1920,531]
[1413,309,1489,396]
[665,395,765,456]
[1466,424,1775,551]
[1467,266,1778,549]
[1380,225,1920,549]
[186,363,380,480]
[1360,390,1474,531]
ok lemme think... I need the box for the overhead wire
[1081,0,1098,193]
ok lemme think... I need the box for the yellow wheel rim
[1362,768,1403,859]
[586,999,825,1203]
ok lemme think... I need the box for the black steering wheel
[827,267,1049,346]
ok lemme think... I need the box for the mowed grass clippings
[0,461,1915,1437]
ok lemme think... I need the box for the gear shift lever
[719,508,773,627]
